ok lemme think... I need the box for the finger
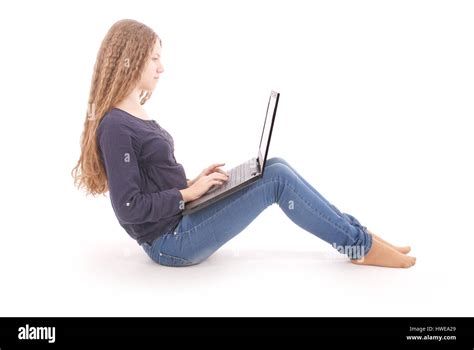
[210,173,228,180]
[215,168,229,176]
[217,172,228,178]
[210,163,225,169]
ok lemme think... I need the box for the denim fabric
[141,157,373,267]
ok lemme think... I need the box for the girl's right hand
[184,172,229,202]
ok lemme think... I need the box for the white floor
[2,203,472,317]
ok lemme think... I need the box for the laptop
[182,90,280,215]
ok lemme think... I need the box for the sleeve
[98,122,184,225]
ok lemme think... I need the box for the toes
[402,256,416,268]
[398,246,412,254]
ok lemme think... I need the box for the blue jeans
[141,157,373,267]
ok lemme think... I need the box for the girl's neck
[114,102,151,121]
[114,88,151,120]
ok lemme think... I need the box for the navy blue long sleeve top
[97,107,188,245]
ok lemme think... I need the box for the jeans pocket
[158,251,195,267]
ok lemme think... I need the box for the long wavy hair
[71,19,161,196]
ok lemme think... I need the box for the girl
[72,19,416,269]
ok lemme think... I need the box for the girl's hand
[189,163,229,186]
[182,171,229,202]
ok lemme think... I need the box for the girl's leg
[265,157,365,229]
[266,157,411,254]
[142,158,374,267]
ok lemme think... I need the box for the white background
[0,0,473,316]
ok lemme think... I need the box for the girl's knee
[267,156,288,167]
[264,162,294,179]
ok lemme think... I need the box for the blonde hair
[71,19,160,196]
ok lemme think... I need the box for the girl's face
[139,40,164,92]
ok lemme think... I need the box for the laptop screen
[258,90,279,174]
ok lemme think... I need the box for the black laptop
[183,90,280,215]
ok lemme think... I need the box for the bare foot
[369,230,411,254]
[351,235,416,268]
